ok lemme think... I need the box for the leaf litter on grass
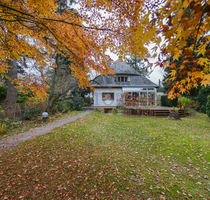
[0,112,210,199]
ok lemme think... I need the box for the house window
[132,92,139,100]
[102,93,114,100]
[115,76,129,82]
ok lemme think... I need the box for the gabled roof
[91,60,158,88]
[110,60,141,76]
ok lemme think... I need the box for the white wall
[94,88,123,107]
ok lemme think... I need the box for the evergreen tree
[126,53,152,77]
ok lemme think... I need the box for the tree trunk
[46,58,57,113]
[5,60,17,120]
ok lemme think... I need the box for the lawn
[0,111,210,199]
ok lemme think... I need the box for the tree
[126,52,152,77]
[4,59,17,119]
[0,0,117,93]
[43,54,79,112]
[127,0,210,99]
[1,0,210,101]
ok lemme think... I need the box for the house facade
[91,60,158,113]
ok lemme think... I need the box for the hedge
[206,95,210,118]
[161,95,178,107]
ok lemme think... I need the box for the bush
[17,92,29,103]
[25,96,47,113]
[84,96,91,106]
[65,99,76,111]
[52,99,77,114]
[178,97,191,114]
[206,95,210,118]
[178,97,191,107]
[50,93,85,114]
[0,86,7,103]
[73,93,84,109]
[161,96,178,107]
[24,107,40,120]
[51,104,59,115]
[0,123,7,134]
[196,86,210,113]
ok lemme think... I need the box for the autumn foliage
[0,0,210,97]
[128,0,210,98]
[0,0,118,94]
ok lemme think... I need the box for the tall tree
[0,0,117,93]
[5,59,17,119]
[127,0,210,98]
[1,0,210,99]
[126,52,152,77]
[43,54,78,112]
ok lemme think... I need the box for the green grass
[0,111,84,140]
[0,111,210,199]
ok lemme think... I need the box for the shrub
[113,108,118,113]
[0,123,7,134]
[178,97,191,114]
[51,104,59,115]
[73,93,84,109]
[0,86,7,103]
[52,99,76,114]
[84,96,91,106]
[17,92,29,103]
[51,93,85,114]
[196,86,210,113]
[24,107,40,120]
[178,97,191,107]
[206,95,210,118]
[161,96,178,107]
[59,102,69,113]
[25,95,47,113]
[0,105,4,115]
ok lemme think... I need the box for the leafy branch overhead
[1,0,210,98]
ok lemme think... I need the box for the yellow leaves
[135,27,143,38]
[197,43,207,56]
[182,0,190,8]
[173,48,182,61]
[201,74,210,87]
[155,37,162,44]
[180,87,186,94]
[180,65,186,70]
[197,57,210,66]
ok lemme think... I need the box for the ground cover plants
[0,111,84,140]
[0,112,210,199]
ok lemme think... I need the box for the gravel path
[0,110,93,153]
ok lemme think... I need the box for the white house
[91,60,158,113]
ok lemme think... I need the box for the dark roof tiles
[91,60,158,88]
[91,74,158,88]
[110,61,141,75]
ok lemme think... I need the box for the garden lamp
[42,112,48,123]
